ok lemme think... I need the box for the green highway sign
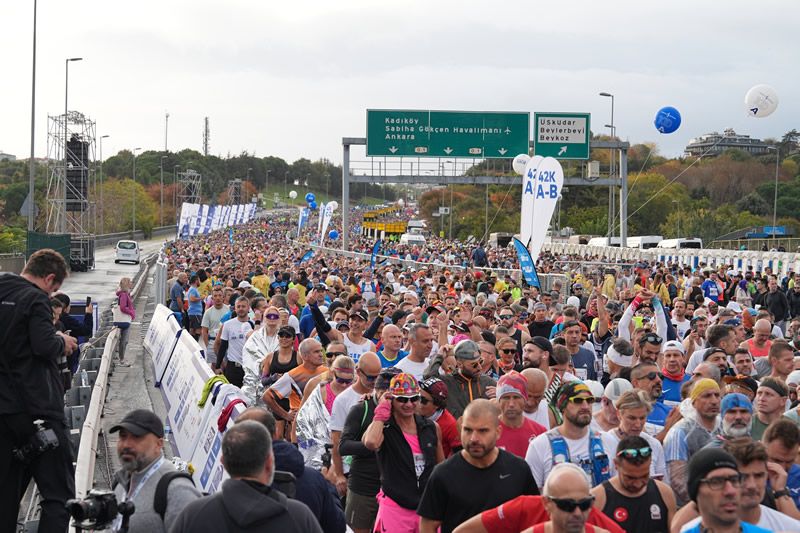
[366,109,529,158]
[533,112,591,160]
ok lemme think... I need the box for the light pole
[28,0,38,232]
[246,167,252,203]
[132,147,141,233]
[285,171,289,201]
[266,169,271,206]
[99,134,109,234]
[600,92,615,239]
[160,155,167,226]
[672,199,680,237]
[173,165,179,214]
[768,146,780,246]
[63,57,82,233]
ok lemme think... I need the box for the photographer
[53,292,95,374]
[0,249,79,532]
[110,409,202,532]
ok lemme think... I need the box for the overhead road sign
[533,112,591,160]
[366,109,529,158]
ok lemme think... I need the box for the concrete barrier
[0,253,25,274]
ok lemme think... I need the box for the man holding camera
[0,249,79,532]
[110,409,202,532]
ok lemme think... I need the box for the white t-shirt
[201,306,228,340]
[601,429,669,483]
[329,386,363,433]
[523,400,550,429]
[525,429,597,488]
[220,319,253,364]
[685,348,708,375]
[681,504,800,532]
[672,318,690,340]
[393,356,430,382]
[343,334,373,363]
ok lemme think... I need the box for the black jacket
[339,397,380,497]
[765,290,790,321]
[271,440,345,533]
[790,290,800,319]
[0,273,66,418]
[171,478,322,533]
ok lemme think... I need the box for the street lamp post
[63,57,82,233]
[132,147,141,233]
[246,167,252,202]
[672,199,680,237]
[266,169,271,206]
[173,165,179,214]
[160,155,167,226]
[99,134,109,234]
[768,146,780,246]
[600,92,615,239]
[28,0,38,232]
[285,171,289,202]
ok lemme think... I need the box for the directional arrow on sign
[389,146,398,153]
[444,147,453,154]
[498,148,507,155]
[558,146,567,156]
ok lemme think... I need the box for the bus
[656,238,704,249]
[626,236,663,250]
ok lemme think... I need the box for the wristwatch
[254,320,261,325]
[773,488,790,499]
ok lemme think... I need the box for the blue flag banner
[370,240,381,268]
[229,228,233,245]
[513,238,540,288]
[299,250,314,264]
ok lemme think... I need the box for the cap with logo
[110,409,164,438]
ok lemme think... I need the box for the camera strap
[113,456,165,531]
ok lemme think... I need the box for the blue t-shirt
[661,374,692,405]
[684,523,769,533]
[646,401,674,435]
[376,349,409,368]
[187,286,203,315]
[570,346,597,382]
[701,279,720,302]
[298,313,316,340]
[169,281,184,312]
[788,463,800,510]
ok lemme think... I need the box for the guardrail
[72,250,159,499]
[542,243,800,278]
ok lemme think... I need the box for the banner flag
[520,156,563,260]
[370,240,381,269]
[320,203,335,244]
[513,238,540,288]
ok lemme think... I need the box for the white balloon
[745,84,779,118]
[512,154,531,175]
[328,201,339,210]
[397,199,405,207]
[289,190,297,199]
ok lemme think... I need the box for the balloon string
[484,177,521,241]
[606,146,654,238]
[611,116,747,237]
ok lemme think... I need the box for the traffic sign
[533,112,591,160]
[367,110,529,158]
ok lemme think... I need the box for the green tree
[735,192,771,216]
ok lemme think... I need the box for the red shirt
[496,418,547,458]
[436,409,461,458]
[481,495,624,533]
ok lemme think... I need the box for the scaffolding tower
[45,110,96,271]
[176,169,202,209]
[226,179,242,205]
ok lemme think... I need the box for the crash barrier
[71,250,158,501]
[542,243,800,278]
[143,303,250,494]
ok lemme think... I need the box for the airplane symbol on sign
[504,128,511,134]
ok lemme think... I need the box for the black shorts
[188,315,202,330]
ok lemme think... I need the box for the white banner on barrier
[177,202,256,239]
[144,305,182,380]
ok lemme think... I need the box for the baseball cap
[110,409,164,438]
[391,309,411,324]
[720,393,753,416]
[453,339,481,360]
[335,320,350,330]
[425,301,445,314]
[376,367,402,390]
[603,378,634,408]
[349,309,368,321]
[496,372,529,401]
[787,370,800,389]
[238,280,252,288]
[389,373,420,398]
[419,377,448,402]
[584,380,605,412]
[663,340,685,354]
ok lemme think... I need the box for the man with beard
[704,393,753,448]
[111,410,202,532]
[591,435,675,532]
[424,339,497,419]
[630,362,675,439]
[525,381,611,488]
[417,399,538,533]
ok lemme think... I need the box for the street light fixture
[160,155,168,226]
[62,57,83,233]
[767,146,780,246]
[600,92,615,239]
[672,199,680,237]
[99,134,109,234]
[28,0,39,232]
[132,147,141,233]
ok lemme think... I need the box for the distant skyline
[3,1,796,167]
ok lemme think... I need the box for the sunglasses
[419,397,433,405]
[548,496,595,513]
[265,313,279,320]
[393,395,420,404]
[464,357,486,369]
[567,396,598,406]
[616,447,652,459]
[334,375,354,385]
[358,368,379,382]
[278,332,294,339]
[643,334,663,344]
[640,371,664,381]
[500,348,516,354]
[499,315,514,320]
[326,351,346,359]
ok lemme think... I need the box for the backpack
[112,471,197,522]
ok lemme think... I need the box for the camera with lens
[13,419,59,463]
[67,490,135,531]
[321,443,334,469]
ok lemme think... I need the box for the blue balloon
[329,230,339,240]
[309,201,317,210]
[305,193,316,203]
[654,106,681,134]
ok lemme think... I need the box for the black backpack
[113,471,196,522]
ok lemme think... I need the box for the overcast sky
[2,1,796,168]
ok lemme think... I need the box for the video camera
[321,443,335,469]
[12,419,59,463]
[66,490,135,532]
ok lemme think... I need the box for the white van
[115,240,140,264]
[657,238,704,249]
[399,233,426,247]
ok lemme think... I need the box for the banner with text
[178,202,256,239]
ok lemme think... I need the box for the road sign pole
[342,142,350,251]
[620,148,628,248]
